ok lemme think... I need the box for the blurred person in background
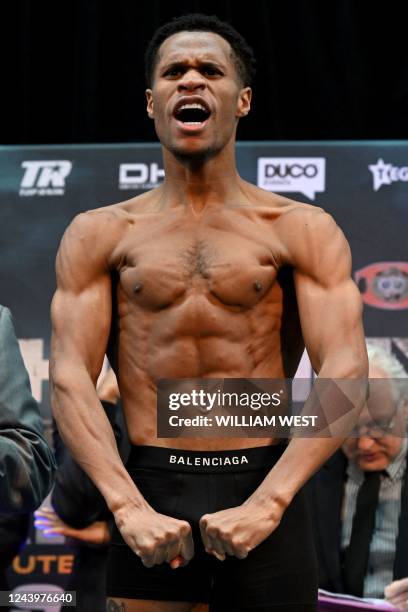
[307,342,408,603]
[0,304,55,607]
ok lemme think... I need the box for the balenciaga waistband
[126,444,287,474]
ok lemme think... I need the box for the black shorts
[106,445,317,611]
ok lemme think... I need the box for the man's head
[144,14,256,161]
[342,342,408,471]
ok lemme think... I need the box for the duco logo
[19,161,72,196]
[257,157,325,200]
[119,163,165,190]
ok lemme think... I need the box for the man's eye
[165,69,182,77]
[203,67,221,76]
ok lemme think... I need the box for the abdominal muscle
[111,267,301,451]
[116,328,289,452]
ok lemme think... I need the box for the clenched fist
[114,503,194,569]
[199,498,284,561]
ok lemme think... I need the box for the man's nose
[357,435,375,450]
[178,70,206,91]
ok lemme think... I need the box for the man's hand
[114,504,194,569]
[385,578,408,610]
[199,498,283,561]
[34,506,110,545]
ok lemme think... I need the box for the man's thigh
[106,598,208,612]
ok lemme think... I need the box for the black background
[2,0,408,145]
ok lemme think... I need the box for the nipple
[133,282,143,294]
[253,281,263,292]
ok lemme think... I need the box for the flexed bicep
[50,211,114,386]
[285,209,367,378]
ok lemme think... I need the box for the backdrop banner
[1,141,407,606]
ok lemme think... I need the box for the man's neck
[159,145,251,214]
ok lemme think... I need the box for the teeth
[184,122,203,125]
[178,103,207,112]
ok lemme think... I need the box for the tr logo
[20,160,72,196]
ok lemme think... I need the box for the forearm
[51,400,125,527]
[251,362,368,511]
[51,367,146,513]
[250,437,347,513]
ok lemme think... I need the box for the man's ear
[236,87,252,118]
[146,89,154,119]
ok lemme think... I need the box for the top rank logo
[19,161,72,196]
[368,158,408,191]
[257,157,325,200]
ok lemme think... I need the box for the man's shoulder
[271,196,330,230]
[249,183,328,222]
[67,201,129,234]
[67,190,160,234]
[270,199,343,256]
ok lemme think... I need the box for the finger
[33,514,55,523]
[35,509,56,519]
[169,555,184,569]
[206,548,226,561]
[35,521,63,533]
[152,543,167,566]
[140,553,155,568]
[165,540,181,565]
[34,518,51,527]
[388,594,408,607]
[206,533,226,560]
[34,517,61,526]
[43,529,65,538]
[386,581,408,598]
[234,548,249,560]
[34,521,58,531]
[199,516,214,553]
[180,528,194,563]
[222,540,235,557]
[138,544,156,568]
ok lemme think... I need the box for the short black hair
[145,13,256,88]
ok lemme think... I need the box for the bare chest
[113,215,281,311]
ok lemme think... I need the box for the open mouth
[174,103,211,126]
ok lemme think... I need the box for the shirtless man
[50,14,368,612]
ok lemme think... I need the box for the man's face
[145,31,252,159]
[342,366,403,471]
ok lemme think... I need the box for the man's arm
[252,209,368,503]
[0,306,55,513]
[50,210,193,567]
[200,208,368,560]
[51,367,126,528]
[50,400,121,529]
[50,211,136,512]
